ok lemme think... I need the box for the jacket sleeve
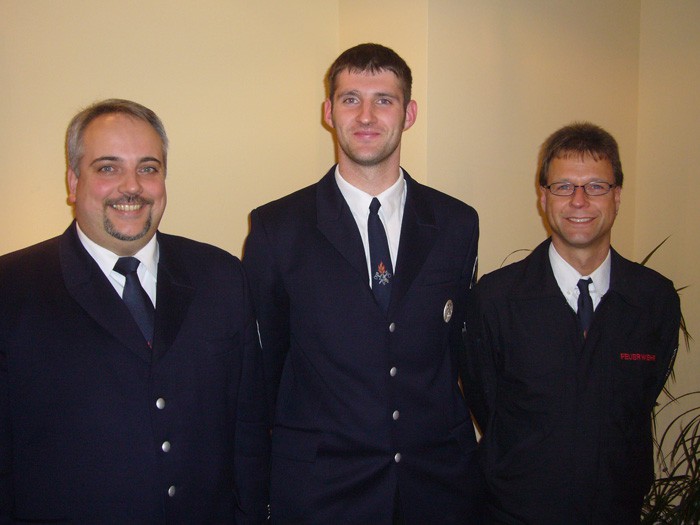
[0,338,12,524]
[242,208,290,426]
[461,283,497,433]
[455,216,481,413]
[0,256,13,523]
[234,267,271,524]
[651,283,681,402]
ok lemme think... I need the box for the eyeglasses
[544,181,617,196]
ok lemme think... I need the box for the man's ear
[323,99,334,129]
[403,100,418,131]
[67,168,78,204]
[614,185,622,215]
[538,185,548,214]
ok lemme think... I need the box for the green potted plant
[641,237,698,524]
[642,391,700,523]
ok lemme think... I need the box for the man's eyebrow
[89,156,121,166]
[336,89,399,99]
[337,89,360,98]
[139,157,162,165]
[89,156,162,166]
[374,92,399,99]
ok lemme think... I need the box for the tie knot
[114,256,141,276]
[577,278,592,295]
[369,197,381,215]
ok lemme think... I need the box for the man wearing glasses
[463,122,680,523]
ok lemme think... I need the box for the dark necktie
[368,197,393,312]
[114,257,155,344]
[577,278,594,335]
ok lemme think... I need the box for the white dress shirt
[75,223,159,307]
[335,167,406,288]
[549,242,611,313]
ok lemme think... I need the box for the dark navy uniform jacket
[0,223,270,524]
[463,239,680,524]
[244,168,483,524]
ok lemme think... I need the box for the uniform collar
[75,222,159,283]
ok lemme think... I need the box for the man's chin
[109,231,150,243]
[104,219,152,243]
[347,153,391,168]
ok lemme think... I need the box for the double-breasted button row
[155,397,174,497]
[388,323,401,464]
[155,399,171,451]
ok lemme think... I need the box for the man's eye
[377,98,392,105]
[98,166,114,173]
[587,183,605,191]
[140,166,158,174]
[342,97,358,104]
[555,183,573,191]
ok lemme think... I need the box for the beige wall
[636,0,700,429]
[1,0,697,430]
[0,0,338,255]
[427,0,640,273]
[338,0,429,185]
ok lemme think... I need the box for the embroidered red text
[619,353,656,362]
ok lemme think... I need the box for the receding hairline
[66,99,168,175]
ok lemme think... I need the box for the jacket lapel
[607,248,642,309]
[315,167,370,285]
[60,222,152,362]
[390,173,439,313]
[152,233,196,359]
[315,169,442,313]
[510,239,564,300]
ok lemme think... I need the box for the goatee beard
[103,196,153,241]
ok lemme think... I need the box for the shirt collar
[75,223,159,280]
[549,242,611,297]
[334,166,406,221]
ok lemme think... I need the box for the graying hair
[66,98,168,176]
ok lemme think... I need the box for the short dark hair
[537,122,623,187]
[66,98,168,176]
[327,43,412,108]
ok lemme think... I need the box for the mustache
[106,195,153,207]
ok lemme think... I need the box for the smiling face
[67,113,167,256]
[539,153,621,269]
[323,68,416,189]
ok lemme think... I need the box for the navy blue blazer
[464,239,680,524]
[0,222,269,524]
[243,168,482,524]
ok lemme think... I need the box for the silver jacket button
[443,299,454,323]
